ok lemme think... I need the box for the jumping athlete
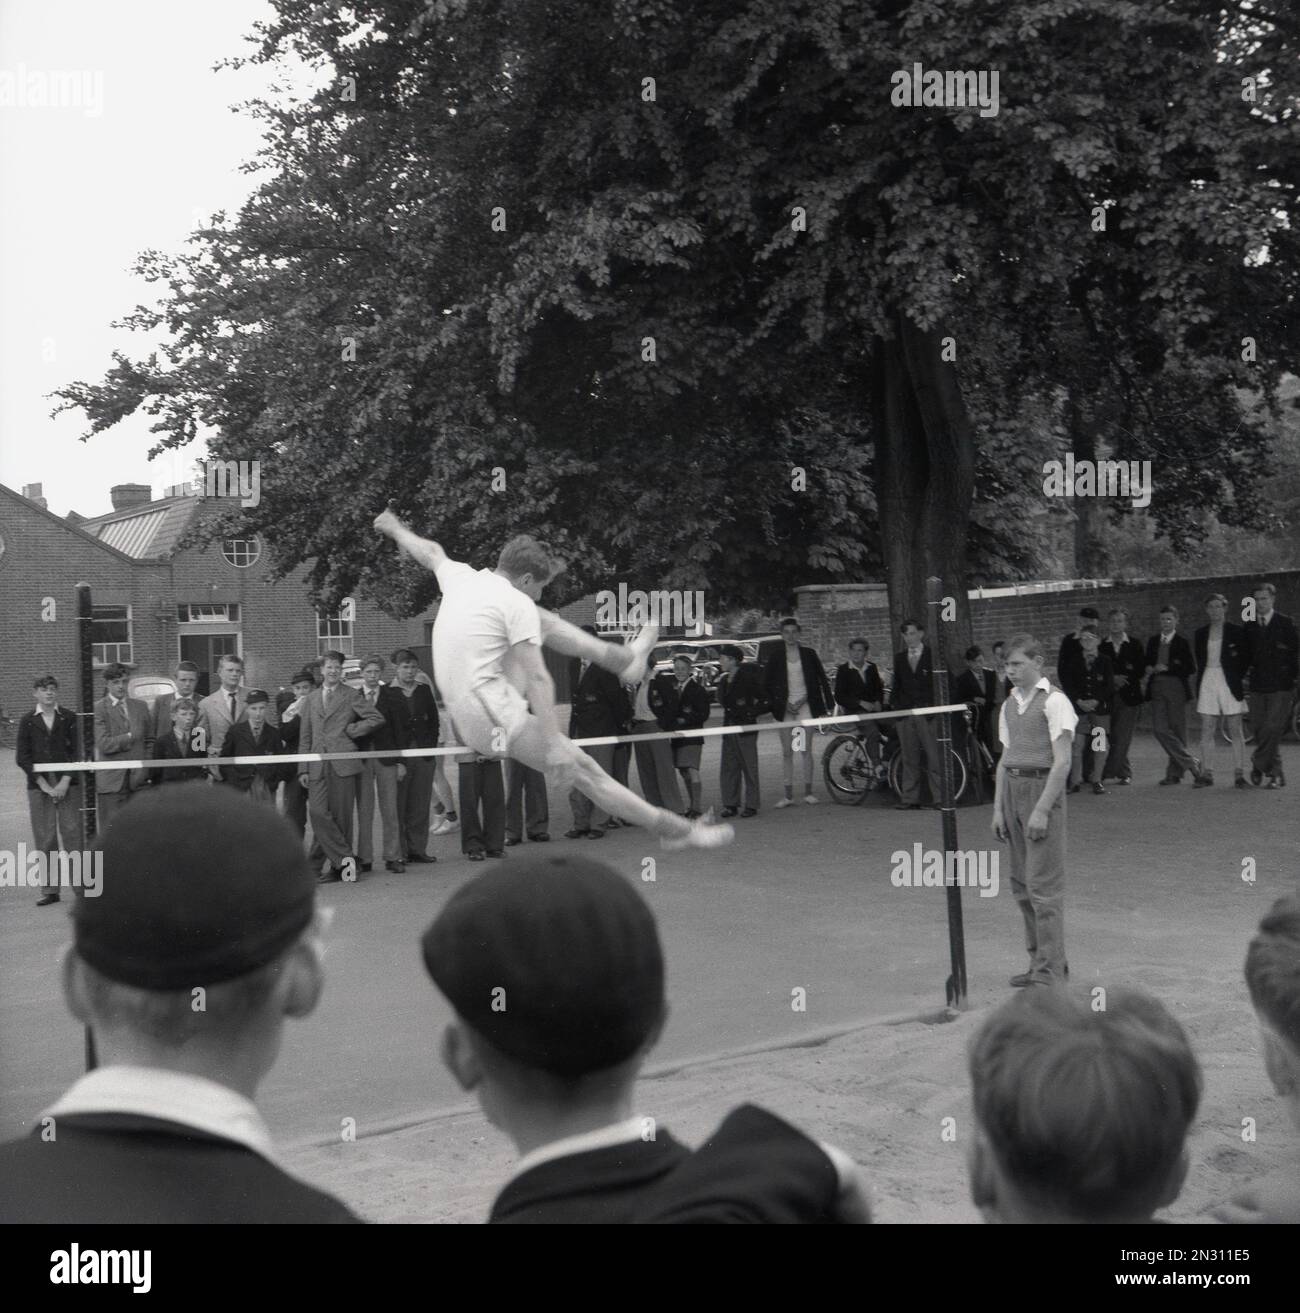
[374,508,734,851]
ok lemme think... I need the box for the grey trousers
[720,731,760,810]
[1149,676,1198,780]
[506,759,550,840]
[1249,689,1293,776]
[356,759,402,863]
[309,768,358,865]
[1004,774,1067,983]
[570,743,615,829]
[631,721,681,811]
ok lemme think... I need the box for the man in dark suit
[1058,606,1102,676]
[0,788,360,1224]
[1059,626,1114,794]
[1143,606,1206,785]
[649,655,712,817]
[1244,581,1299,788]
[566,627,627,838]
[16,675,80,907]
[276,671,317,837]
[196,653,277,783]
[150,659,200,741]
[355,655,406,873]
[889,620,944,810]
[421,855,871,1224]
[954,644,998,762]
[715,645,767,818]
[763,617,832,807]
[1100,607,1145,785]
[93,663,153,831]
[297,649,385,882]
[219,690,285,806]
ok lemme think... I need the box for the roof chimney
[21,482,47,510]
[109,483,152,512]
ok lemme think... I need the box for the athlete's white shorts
[447,678,532,757]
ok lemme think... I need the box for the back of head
[1246,894,1300,1055]
[421,855,665,1084]
[73,788,317,1046]
[497,535,559,584]
[969,987,1200,1221]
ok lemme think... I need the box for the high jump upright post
[76,582,98,1071]
[927,575,968,1010]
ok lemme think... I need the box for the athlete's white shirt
[432,560,541,708]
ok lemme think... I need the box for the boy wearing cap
[374,508,732,851]
[220,690,286,805]
[421,854,871,1224]
[0,789,360,1223]
[16,675,80,907]
[277,671,317,836]
[968,986,1199,1223]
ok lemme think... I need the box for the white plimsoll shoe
[661,813,736,851]
[775,797,795,808]
[624,622,661,677]
[430,817,460,836]
[803,793,818,805]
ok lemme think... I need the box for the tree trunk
[873,316,977,672]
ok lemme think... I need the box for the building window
[92,605,132,666]
[221,537,261,568]
[177,603,241,623]
[317,599,355,656]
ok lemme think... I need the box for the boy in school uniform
[15,675,81,907]
[150,698,208,789]
[220,690,285,805]
[991,634,1076,988]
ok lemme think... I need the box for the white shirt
[504,1116,647,1187]
[44,1066,276,1161]
[786,649,807,706]
[998,676,1078,748]
[432,560,542,709]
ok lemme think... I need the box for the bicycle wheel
[888,746,968,804]
[1221,714,1256,745]
[823,734,873,804]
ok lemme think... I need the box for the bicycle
[823,707,983,806]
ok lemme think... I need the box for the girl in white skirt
[1193,593,1250,787]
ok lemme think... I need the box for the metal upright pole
[927,576,967,1009]
[76,582,98,1071]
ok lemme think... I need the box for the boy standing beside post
[992,634,1077,989]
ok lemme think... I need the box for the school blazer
[1143,633,1196,701]
[1058,652,1116,716]
[219,722,287,787]
[297,684,385,779]
[93,695,153,794]
[569,661,629,738]
[387,682,440,751]
[1193,623,1249,702]
[834,660,885,713]
[648,673,710,746]
[150,730,210,787]
[717,663,769,726]
[1100,636,1147,707]
[15,706,79,791]
[764,645,832,720]
[196,688,278,761]
[1244,611,1300,694]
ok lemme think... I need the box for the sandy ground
[2,721,1296,1222]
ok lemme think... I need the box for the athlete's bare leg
[504,714,733,850]
[538,610,659,682]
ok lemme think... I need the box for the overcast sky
[0,0,310,517]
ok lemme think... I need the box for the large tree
[56,0,1298,663]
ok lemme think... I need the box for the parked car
[126,674,178,712]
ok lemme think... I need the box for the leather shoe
[486,850,506,858]
[586,829,606,839]
[1251,768,1263,786]
[529,834,551,842]
[740,808,758,818]
[720,807,738,818]
[316,868,343,884]
[359,862,373,873]
[565,828,589,839]
[467,851,486,862]
[893,803,921,810]
[505,837,522,847]
[1091,782,1107,795]
[406,852,435,863]
[36,892,61,907]
[385,860,406,873]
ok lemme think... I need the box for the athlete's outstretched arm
[374,506,448,574]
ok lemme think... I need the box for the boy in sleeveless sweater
[991,634,1077,988]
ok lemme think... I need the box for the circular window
[221,536,261,568]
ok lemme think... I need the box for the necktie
[368,688,376,704]
[323,686,331,710]
[229,693,238,723]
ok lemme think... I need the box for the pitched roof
[0,482,139,565]
[77,494,202,560]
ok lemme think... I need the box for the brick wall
[795,571,1300,681]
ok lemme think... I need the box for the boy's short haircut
[779,617,800,631]
[964,645,983,661]
[244,689,269,706]
[175,660,200,674]
[1107,608,1129,621]
[33,675,59,690]
[103,663,130,682]
[391,648,418,666]
[360,653,385,672]
[1160,605,1179,618]
[969,987,1201,1221]
[1005,633,1041,661]
[290,670,316,687]
[849,637,869,651]
[321,650,346,666]
[218,653,244,669]
[1245,894,1300,1052]
[497,535,557,582]
[171,699,197,718]
[900,619,922,634]
[991,639,1005,652]
[1079,606,1100,620]
[1253,581,1277,599]
[718,644,743,663]
[1204,592,1228,608]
